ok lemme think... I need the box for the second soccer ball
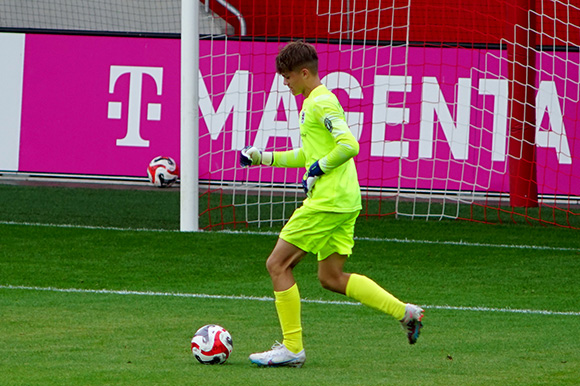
[146,156,179,188]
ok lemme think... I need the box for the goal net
[200,0,580,229]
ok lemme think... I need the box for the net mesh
[0,0,232,35]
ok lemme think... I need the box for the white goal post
[180,0,200,232]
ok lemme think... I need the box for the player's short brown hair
[276,41,318,75]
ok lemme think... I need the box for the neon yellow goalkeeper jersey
[273,85,362,213]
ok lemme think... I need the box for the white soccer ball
[147,156,179,187]
[191,324,233,365]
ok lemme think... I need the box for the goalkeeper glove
[240,146,273,167]
[302,161,324,196]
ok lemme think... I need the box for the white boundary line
[0,220,175,233]
[2,285,579,316]
[353,235,580,252]
[1,220,579,252]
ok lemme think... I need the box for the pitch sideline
[1,284,579,317]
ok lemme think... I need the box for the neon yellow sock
[346,273,406,320]
[274,283,303,354]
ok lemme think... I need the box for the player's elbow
[340,140,359,159]
[350,140,360,157]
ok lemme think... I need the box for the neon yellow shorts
[279,205,359,261]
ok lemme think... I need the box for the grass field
[1,183,579,385]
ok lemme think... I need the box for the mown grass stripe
[2,284,579,316]
[1,220,578,252]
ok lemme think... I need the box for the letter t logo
[108,65,163,147]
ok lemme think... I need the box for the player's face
[281,70,306,96]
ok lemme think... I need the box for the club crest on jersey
[324,117,333,132]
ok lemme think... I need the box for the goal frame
[180,0,200,232]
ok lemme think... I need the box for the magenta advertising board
[18,34,181,176]
[1,33,578,196]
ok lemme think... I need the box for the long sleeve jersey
[272,85,362,213]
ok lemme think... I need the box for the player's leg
[249,238,307,367]
[266,238,306,292]
[317,252,350,294]
[317,212,424,344]
[318,252,406,318]
[346,272,424,344]
[318,254,424,344]
[267,238,306,354]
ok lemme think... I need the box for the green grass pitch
[0,184,579,385]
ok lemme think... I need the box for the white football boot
[400,303,424,344]
[249,342,306,368]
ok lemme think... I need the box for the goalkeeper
[240,41,423,368]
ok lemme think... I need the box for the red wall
[210,0,579,46]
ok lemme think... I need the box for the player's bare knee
[265,256,280,276]
[266,255,290,278]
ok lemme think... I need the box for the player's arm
[318,117,359,172]
[272,148,306,168]
[240,146,306,168]
[309,112,359,177]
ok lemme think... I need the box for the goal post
[180,0,200,232]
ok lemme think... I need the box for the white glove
[302,175,319,197]
[302,160,324,197]
[240,146,273,167]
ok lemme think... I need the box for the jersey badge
[324,117,333,133]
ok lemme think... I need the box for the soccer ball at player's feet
[191,324,233,365]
